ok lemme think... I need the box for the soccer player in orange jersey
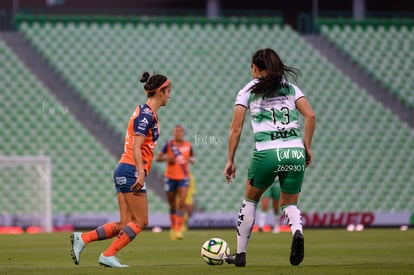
[70,72,172,267]
[156,125,195,240]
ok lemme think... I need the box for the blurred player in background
[224,48,316,267]
[182,172,197,231]
[70,72,172,267]
[156,125,195,240]
[254,179,281,234]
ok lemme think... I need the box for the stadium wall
[0,212,412,231]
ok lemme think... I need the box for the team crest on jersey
[142,107,152,114]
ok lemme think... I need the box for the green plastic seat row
[0,37,169,215]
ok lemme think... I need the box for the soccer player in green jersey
[224,48,316,267]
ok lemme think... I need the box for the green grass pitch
[0,228,413,274]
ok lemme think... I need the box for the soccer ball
[201,237,230,265]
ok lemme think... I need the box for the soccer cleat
[98,253,129,268]
[272,225,280,234]
[170,229,177,240]
[70,232,85,265]
[170,229,184,240]
[175,230,184,240]
[290,230,304,266]
[225,252,246,267]
[182,222,188,232]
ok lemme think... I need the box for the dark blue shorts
[113,163,146,193]
[164,177,189,192]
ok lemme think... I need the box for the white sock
[274,213,280,228]
[236,199,257,253]
[258,211,267,228]
[283,205,303,236]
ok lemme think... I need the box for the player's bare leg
[98,193,147,267]
[174,186,188,239]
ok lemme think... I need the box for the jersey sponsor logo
[115,176,127,186]
[140,117,149,124]
[142,107,152,114]
[270,129,297,140]
[138,117,149,130]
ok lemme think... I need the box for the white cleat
[70,232,85,265]
[98,253,129,268]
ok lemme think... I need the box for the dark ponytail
[250,48,300,98]
[140,72,151,83]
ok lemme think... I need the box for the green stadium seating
[0,38,169,216]
[7,16,414,215]
[318,18,414,108]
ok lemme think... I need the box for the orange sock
[81,222,118,243]
[176,215,184,232]
[103,222,142,256]
[170,214,177,230]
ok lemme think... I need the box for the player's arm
[296,97,316,167]
[158,153,176,164]
[131,134,146,193]
[224,105,247,183]
[155,150,165,162]
[155,144,167,162]
[156,142,176,164]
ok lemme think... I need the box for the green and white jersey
[235,79,305,151]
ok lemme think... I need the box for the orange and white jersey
[119,104,160,175]
[161,140,194,180]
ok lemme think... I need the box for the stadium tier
[0,38,169,218]
[318,18,414,108]
[5,16,414,217]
